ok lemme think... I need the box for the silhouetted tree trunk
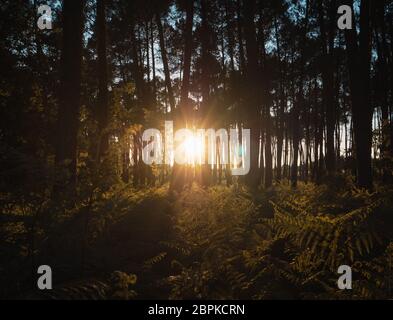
[243,0,260,189]
[312,80,323,183]
[130,19,145,109]
[291,0,309,188]
[156,11,175,111]
[375,0,391,183]
[130,16,147,185]
[274,16,284,181]
[225,0,235,72]
[96,0,109,159]
[318,0,336,176]
[150,19,157,105]
[201,0,212,186]
[170,0,194,192]
[180,1,194,117]
[344,0,374,190]
[257,6,272,188]
[145,21,150,84]
[236,0,246,72]
[55,0,85,194]
[390,14,393,156]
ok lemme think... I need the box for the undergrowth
[1,176,393,299]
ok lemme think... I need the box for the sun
[183,134,204,165]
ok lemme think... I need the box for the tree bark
[291,0,309,188]
[374,0,391,183]
[236,0,246,72]
[257,7,272,188]
[155,11,175,111]
[96,0,109,159]
[243,0,260,189]
[170,0,194,192]
[150,19,157,105]
[274,17,284,181]
[344,0,374,190]
[55,0,85,194]
[318,0,336,176]
[200,0,212,186]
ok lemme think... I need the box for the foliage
[1,175,393,299]
[163,180,393,300]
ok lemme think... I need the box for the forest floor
[1,177,393,299]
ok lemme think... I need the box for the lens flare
[183,134,204,165]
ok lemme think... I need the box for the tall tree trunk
[130,17,147,185]
[145,21,150,84]
[257,7,272,188]
[180,0,194,121]
[389,18,393,156]
[291,0,309,188]
[55,0,85,194]
[201,0,212,186]
[155,11,175,111]
[236,0,246,72]
[274,17,284,181]
[225,0,235,72]
[375,0,391,183]
[150,19,157,106]
[318,0,336,176]
[170,0,194,192]
[96,0,109,159]
[313,80,322,183]
[243,0,260,189]
[344,0,374,190]
[131,25,145,109]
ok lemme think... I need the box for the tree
[318,0,336,176]
[200,0,213,186]
[55,0,85,194]
[257,0,273,188]
[243,0,260,189]
[96,0,109,159]
[343,0,374,190]
[374,0,392,183]
[291,0,309,188]
[170,0,195,192]
[155,6,175,111]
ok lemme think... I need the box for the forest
[1,0,393,300]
